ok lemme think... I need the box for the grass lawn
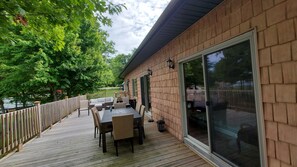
[87,87,121,99]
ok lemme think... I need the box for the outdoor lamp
[166,58,175,69]
[147,68,152,76]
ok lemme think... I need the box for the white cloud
[103,0,171,55]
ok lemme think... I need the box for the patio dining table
[99,107,143,153]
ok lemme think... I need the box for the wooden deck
[0,110,212,167]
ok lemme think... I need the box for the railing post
[34,101,42,138]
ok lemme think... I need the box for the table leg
[102,132,107,152]
[138,125,143,145]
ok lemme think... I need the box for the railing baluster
[13,112,17,149]
[29,109,32,138]
[1,114,5,155]
[20,110,25,143]
[32,108,35,136]
[9,112,13,150]
[7,113,10,152]
[26,109,28,139]
[17,110,22,152]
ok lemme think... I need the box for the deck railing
[0,95,86,157]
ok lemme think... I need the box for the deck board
[0,111,212,167]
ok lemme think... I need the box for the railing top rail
[0,106,38,116]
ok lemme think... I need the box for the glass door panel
[140,75,151,113]
[205,41,260,166]
[184,58,208,146]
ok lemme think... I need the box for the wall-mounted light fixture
[166,58,175,69]
[147,68,152,76]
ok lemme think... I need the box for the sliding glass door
[183,57,209,146]
[182,37,261,166]
[205,41,260,166]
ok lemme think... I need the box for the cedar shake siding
[122,0,297,166]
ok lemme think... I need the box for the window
[132,78,138,97]
[205,41,260,167]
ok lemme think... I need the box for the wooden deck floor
[0,111,212,167]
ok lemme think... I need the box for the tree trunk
[49,84,57,101]
[22,101,26,108]
[53,90,58,101]
[15,99,18,108]
[21,91,27,107]
[66,89,71,98]
[0,99,5,113]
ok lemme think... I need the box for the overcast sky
[103,0,171,55]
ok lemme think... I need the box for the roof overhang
[120,0,223,78]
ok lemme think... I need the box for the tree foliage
[109,53,132,85]
[0,0,124,106]
[206,41,252,89]
[0,0,124,50]
[184,58,204,88]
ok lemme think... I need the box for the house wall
[125,0,297,166]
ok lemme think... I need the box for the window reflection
[184,58,208,146]
[206,41,260,167]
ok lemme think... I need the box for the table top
[99,107,141,124]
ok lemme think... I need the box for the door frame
[140,75,151,115]
[178,30,267,167]
[179,55,211,150]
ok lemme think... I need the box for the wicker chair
[114,102,126,109]
[134,105,146,139]
[112,114,134,156]
[90,107,99,138]
[122,97,130,105]
[91,107,113,147]
[135,102,142,114]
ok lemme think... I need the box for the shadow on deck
[0,110,211,167]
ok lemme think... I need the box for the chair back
[122,97,129,104]
[135,102,141,114]
[80,100,89,109]
[112,114,134,140]
[91,107,99,127]
[113,97,118,104]
[95,111,102,130]
[114,102,126,109]
[140,105,145,126]
[97,108,104,124]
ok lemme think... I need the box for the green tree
[53,19,115,98]
[0,27,55,105]
[206,41,252,89]
[0,0,124,50]
[109,53,132,85]
[184,58,204,88]
[0,0,125,106]
[213,41,251,83]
